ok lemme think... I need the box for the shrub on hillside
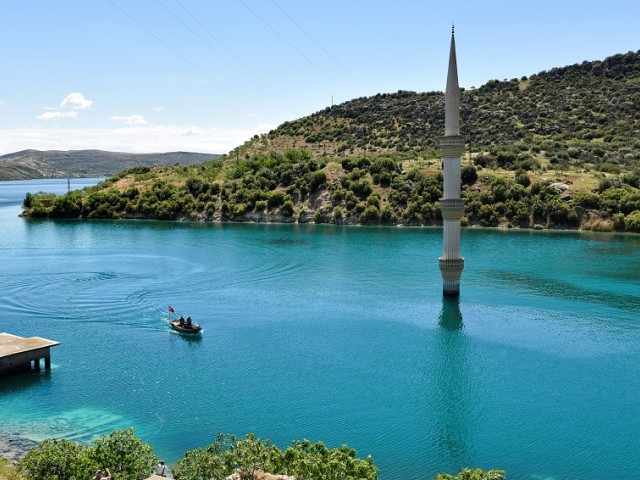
[622,171,640,188]
[625,210,640,232]
[515,169,530,187]
[280,200,295,217]
[461,165,478,185]
[598,177,614,192]
[361,205,381,224]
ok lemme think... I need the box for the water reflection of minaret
[439,26,465,296]
[432,296,473,471]
[439,295,464,332]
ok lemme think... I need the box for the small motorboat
[170,319,202,335]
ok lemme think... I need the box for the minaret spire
[438,27,465,296]
[445,29,460,137]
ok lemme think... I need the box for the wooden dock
[0,333,60,377]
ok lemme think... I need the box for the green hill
[21,50,640,233]
[0,149,220,181]
[234,49,640,171]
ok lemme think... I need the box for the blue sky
[1,0,639,154]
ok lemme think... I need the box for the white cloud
[0,100,5,107]
[0,123,275,155]
[180,126,203,136]
[152,107,164,112]
[109,114,147,125]
[37,111,79,120]
[60,92,93,110]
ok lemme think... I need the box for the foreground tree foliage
[172,433,378,480]
[8,429,508,480]
[90,429,157,480]
[13,430,382,480]
[18,438,87,480]
[18,429,156,480]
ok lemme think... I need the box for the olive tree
[90,428,157,480]
[19,439,87,480]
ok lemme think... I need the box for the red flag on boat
[168,306,175,313]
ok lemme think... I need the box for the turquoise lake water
[0,179,639,479]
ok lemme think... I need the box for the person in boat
[186,316,192,328]
[179,316,185,326]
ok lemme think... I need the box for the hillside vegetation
[22,50,640,233]
[234,49,640,166]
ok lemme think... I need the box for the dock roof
[0,333,60,358]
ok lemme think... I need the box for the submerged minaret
[439,26,465,296]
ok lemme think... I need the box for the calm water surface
[0,179,639,480]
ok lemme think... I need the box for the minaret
[439,26,465,296]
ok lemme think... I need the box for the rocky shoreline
[0,435,38,464]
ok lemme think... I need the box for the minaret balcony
[439,257,465,280]
[439,135,465,157]
[439,198,464,220]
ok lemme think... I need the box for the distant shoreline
[16,209,639,235]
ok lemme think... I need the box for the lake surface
[0,179,639,480]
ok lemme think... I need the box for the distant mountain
[0,149,221,181]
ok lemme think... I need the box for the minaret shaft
[439,30,465,297]
[443,156,461,199]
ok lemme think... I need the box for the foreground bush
[13,429,505,480]
[172,433,377,480]
[18,438,86,480]
[90,429,157,480]
[15,430,378,480]
[19,429,156,480]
